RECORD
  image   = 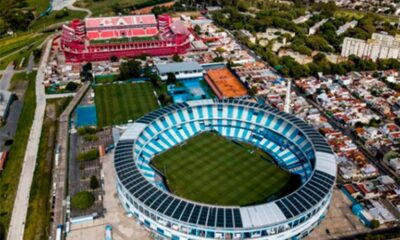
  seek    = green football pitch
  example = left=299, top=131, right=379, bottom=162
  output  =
left=152, top=132, right=300, bottom=206
left=94, top=82, right=159, bottom=127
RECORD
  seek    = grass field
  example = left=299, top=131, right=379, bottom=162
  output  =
left=27, top=0, right=50, bottom=15
left=152, top=132, right=300, bottom=206
left=24, top=98, right=72, bottom=240
left=94, top=82, right=159, bottom=127
left=74, top=0, right=148, bottom=16
left=0, top=71, right=36, bottom=233
left=29, top=9, right=88, bottom=32
left=0, top=33, right=49, bottom=70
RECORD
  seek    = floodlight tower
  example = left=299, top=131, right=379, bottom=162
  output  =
left=284, top=79, right=291, bottom=114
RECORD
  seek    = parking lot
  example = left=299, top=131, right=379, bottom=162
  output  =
left=307, top=188, right=368, bottom=240
left=67, top=154, right=151, bottom=240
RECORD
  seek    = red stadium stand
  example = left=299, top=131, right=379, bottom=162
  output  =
left=61, top=14, right=191, bottom=62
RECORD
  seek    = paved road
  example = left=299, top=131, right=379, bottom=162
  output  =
left=6, top=37, right=50, bottom=240
left=51, top=81, right=90, bottom=239
left=0, top=64, right=15, bottom=90
left=46, top=92, right=77, bottom=99
left=26, top=54, right=34, bottom=74
left=52, top=0, right=92, bottom=17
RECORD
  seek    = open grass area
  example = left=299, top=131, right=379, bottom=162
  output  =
left=0, top=34, right=49, bottom=70
left=27, top=0, right=50, bottom=15
left=0, top=33, right=41, bottom=58
left=335, top=8, right=399, bottom=22
left=94, top=82, right=159, bottom=127
left=0, top=71, right=36, bottom=233
left=30, top=9, right=88, bottom=32
left=90, top=36, right=159, bottom=44
left=74, top=0, right=149, bottom=16
left=152, top=132, right=300, bottom=206
left=24, top=98, right=72, bottom=240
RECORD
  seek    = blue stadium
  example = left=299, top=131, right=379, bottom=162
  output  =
left=114, top=99, right=337, bottom=239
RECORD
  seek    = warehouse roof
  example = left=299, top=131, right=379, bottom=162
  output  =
left=155, top=61, right=203, bottom=75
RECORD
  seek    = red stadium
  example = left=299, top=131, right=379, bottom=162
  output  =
left=61, top=14, right=191, bottom=63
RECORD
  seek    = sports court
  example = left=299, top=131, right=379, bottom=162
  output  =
left=75, top=105, right=98, bottom=127
left=205, top=67, right=248, bottom=99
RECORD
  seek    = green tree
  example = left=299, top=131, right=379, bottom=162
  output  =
left=370, top=219, right=380, bottom=229
left=213, top=56, right=224, bottom=62
left=90, top=175, right=100, bottom=189
left=71, top=191, right=95, bottom=209
left=194, top=24, right=201, bottom=35
left=33, top=48, right=42, bottom=62
left=166, top=73, right=177, bottom=85
left=119, top=59, right=141, bottom=80
left=0, top=222, right=4, bottom=240
left=65, top=82, right=78, bottom=92
left=77, top=149, right=99, bottom=161
left=172, top=54, right=182, bottom=62
left=248, top=86, right=258, bottom=97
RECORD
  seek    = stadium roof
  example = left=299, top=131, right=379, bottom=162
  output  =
left=85, top=14, right=157, bottom=29
left=155, top=61, right=203, bottom=75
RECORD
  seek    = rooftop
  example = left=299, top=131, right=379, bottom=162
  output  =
left=85, top=14, right=157, bottom=29
left=155, top=61, right=203, bottom=75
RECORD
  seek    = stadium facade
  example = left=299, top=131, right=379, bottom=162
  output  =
left=114, top=99, right=337, bottom=240
left=61, top=14, right=191, bottom=63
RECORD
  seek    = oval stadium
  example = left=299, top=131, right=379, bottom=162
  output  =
left=114, top=99, right=337, bottom=240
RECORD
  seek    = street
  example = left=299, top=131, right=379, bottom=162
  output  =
left=6, top=36, right=49, bottom=240
left=0, top=63, right=15, bottom=90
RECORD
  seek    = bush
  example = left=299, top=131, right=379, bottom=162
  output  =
left=71, top=191, right=94, bottom=209
left=0, top=222, right=4, bottom=240
left=370, top=219, right=380, bottom=229
left=77, top=127, right=98, bottom=135
left=90, top=175, right=100, bottom=189
left=54, top=10, right=69, bottom=19
left=77, top=149, right=99, bottom=161
left=65, top=82, right=78, bottom=92
left=83, top=134, right=99, bottom=142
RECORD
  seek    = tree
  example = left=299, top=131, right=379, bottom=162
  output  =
left=212, top=56, right=224, bottom=62
left=71, top=191, right=95, bottom=209
left=148, top=73, right=161, bottom=88
left=90, top=175, right=100, bottom=189
left=313, top=53, right=327, bottom=63
left=81, top=62, right=93, bottom=81
left=110, top=56, right=118, bottom=62
left=0, top=222, right=4, bottom=240
left=119, top=59, right=141, bottom=80
left=248, top=86, right=258, bottom=97
left=370, top=219, right=380, bottom=229
left=33, top=48, right=42, bottom=62
left=194, top=24, right=201, bottom=35
left=65, top=82, right=78, bottom=92
left=172, top=54, right=182, bottom=62
left=77, top=149, right=99, bottom=161
left=166, top=73, right=177, bottom=85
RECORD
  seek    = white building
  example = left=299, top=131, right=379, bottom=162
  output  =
left=336, top=20, right=358, bottom=36
left=341, top=33, right=400, bottom=61
left=155, top=61, right=204, bottom=81
left=309, top=19, right=329, bottom=35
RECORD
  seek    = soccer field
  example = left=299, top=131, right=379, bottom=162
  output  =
left=152, top=132, right=300, bottom=206
left=94, top=82, right=159, bottom=127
